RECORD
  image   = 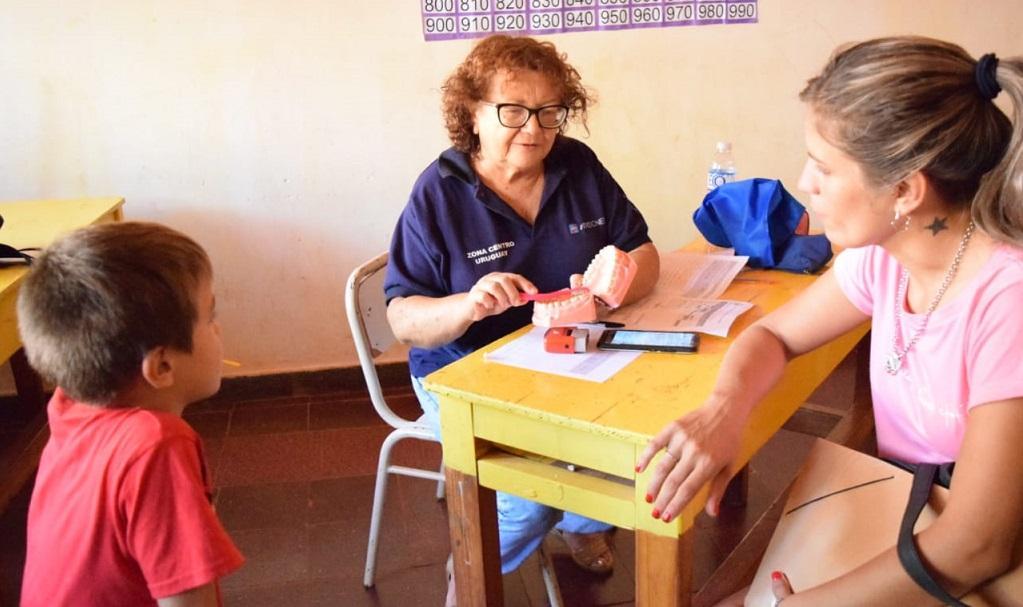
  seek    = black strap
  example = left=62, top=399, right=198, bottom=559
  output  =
left=0, top=244, right=38, bottom=265
left=897, top=463, right=969, bottom=606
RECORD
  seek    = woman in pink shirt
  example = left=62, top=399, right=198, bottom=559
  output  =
left=638, top=37, right=1023, bottom=605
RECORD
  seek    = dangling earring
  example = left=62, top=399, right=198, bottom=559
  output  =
left=890, top=209, right=911, bottom=231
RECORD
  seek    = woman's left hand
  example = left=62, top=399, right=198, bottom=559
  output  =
left=636, top=397, right=746, bottom=520
left=771, top=570, right=794, bottom=605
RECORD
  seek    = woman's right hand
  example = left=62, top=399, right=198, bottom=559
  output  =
left=464, top=272, right=537, bottom=322
left=635, top=397, right=747, bottom=521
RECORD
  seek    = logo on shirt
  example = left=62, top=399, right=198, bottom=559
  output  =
left=568, top=216, right=605, bottom=235
left=466, top=240, right=515, bottom=265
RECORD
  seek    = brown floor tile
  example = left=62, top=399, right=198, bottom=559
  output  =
left=388, top=475, right=451, bottom=561
left=390, top=437, right=443, bottom=470
left=183, top=409, right=232, bottom=439
left=782, top=407, right=841, bottom=438
left=308, top=398, right=383, bottom=430
left=319, top=426, right=393, bottom=478
left=357, top=562, right=447, bottom=606
left=386, top=393, right=427, bottom=421
left=308, top=475, right=377, bottom=526
left=233, top=395, right=313, bottom=411
left=216, top=481, right=311, bottom=532
left=306, top=520, right=382, bottom=582
left=217, top=432, right=325, bottom=487
left=308, top=393, right=423, bottom=432
left=547, top=549, right=635, bottom=607
left=208, top=374, right=295, bottom=404
left=223, top=577, right=361, bottom=607
left=221, top=526, right=309, bottom=592
left=187, top=396, right=236, bottom=413
left=229, top=402, right=309, bottom=436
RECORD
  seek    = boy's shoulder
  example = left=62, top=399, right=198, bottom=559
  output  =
left=48, top=389, right=201, bottom=463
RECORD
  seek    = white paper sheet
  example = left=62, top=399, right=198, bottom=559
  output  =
left=604, top=251, right=753, bottom=335
left=483, top=326, right=641, bottom=383
left=606, top=297, right=753, bottom=337
left=658, top=250, right=748, bottom=299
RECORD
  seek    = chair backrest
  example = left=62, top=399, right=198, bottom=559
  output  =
left=345, top=251, right=410, bottom=429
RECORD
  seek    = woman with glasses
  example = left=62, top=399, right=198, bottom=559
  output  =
left=384, top=34, right=659, bottom=604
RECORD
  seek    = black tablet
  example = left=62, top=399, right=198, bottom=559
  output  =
left=596, top=329, right=699, bottom=353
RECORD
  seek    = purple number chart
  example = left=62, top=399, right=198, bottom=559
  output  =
left=421, top=0, right=757, bottom=41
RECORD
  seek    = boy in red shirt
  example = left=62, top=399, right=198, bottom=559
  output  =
left=17, top=222, right=244, bottom=606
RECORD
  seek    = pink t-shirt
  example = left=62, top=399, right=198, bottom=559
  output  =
left=21, top=389, right=244, bottom=606
left=832, top=244, right=1023, bottom=463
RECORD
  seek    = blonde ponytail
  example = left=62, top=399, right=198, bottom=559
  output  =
left=972, top=58, right=1023, bottom=245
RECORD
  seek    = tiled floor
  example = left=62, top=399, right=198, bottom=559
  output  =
left=0, top=352, right=864, bottom=607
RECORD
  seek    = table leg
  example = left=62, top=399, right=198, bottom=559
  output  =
left=445, top=467, right=503, bottom=607
left=10, top=348, right=46, bottom=421
left=636, top=527, right=694, bottom=606
left=722, top=465, right=749, bottom=508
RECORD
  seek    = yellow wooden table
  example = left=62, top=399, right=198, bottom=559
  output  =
left=426, top=266, right=869, bottom=606
left=0, top=197, right=125, bottom=363
left=0, top=197, right=125, bottom=509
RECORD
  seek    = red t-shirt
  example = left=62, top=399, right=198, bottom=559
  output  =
left=21, top=389, right=244, bottom=606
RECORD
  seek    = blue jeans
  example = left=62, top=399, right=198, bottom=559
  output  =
left=412, top=376, right=612, bottom=574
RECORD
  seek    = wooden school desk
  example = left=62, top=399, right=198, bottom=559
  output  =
left=425, top=264, right=870, bottom=607
left=0, top=197, right=125, bottom=510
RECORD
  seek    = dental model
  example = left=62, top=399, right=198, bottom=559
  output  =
left=581, top=245, right=637, bottom=308
left=528, top=246, right=636, bottom=327
left=529, top=288, right=598, bottom=328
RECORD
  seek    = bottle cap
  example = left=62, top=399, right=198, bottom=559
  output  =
left=715, top=141, right=732, bottom=153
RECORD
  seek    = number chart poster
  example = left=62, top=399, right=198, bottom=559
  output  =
left=422, top=0, right=758, bottom=41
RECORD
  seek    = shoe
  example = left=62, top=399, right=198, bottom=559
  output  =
left=445, top=554, right=457, bottom=607
left=553, top=529, right=615, bottom=575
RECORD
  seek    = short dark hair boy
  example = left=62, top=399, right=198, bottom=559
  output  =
left=18, top=222, right=243, bottom=607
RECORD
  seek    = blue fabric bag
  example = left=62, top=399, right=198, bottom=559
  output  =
left=693, top=178, right=833, bottom=273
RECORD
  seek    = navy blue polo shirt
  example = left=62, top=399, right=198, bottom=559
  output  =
left=385, top=136, right=651, bottom=377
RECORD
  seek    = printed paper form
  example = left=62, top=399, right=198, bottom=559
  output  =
left=483, top=326, right=640, bottom=383
left=605, top=251, right=753, bottom=337
left=656, top=250, right=747, bottom=299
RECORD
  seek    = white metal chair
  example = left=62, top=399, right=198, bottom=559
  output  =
left=346, top=252, right=445, bottom=588
left=346, top=251, right=563, bottom=606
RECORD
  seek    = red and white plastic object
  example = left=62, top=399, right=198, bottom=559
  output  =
left=528, top=246, right=636, bottom=328
left=530, top=288, right=598, bottom=328
left=543, top=327, right=589, bottom=354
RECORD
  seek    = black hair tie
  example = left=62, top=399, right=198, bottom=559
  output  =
left=975, top=53, right=1001, bottom=100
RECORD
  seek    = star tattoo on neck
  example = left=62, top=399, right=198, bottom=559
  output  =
left=925, top=216, right=949, bottom=236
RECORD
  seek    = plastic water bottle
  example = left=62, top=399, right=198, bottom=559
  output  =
left=707, top=141, right=737, bottom=191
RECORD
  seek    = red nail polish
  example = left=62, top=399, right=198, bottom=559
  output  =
left=771, top=571, right=782, bottom=581
left=645, top=493, right=653, bottom=503
left=651, top=509, right=660, bottom=518
left=635, top=465, right=641, bottom=473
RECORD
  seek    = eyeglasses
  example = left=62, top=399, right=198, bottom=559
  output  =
left=480, top=101, right=570, bottom=129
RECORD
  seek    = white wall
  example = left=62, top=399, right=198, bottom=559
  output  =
left=1, top=1, right=1019, bottom=377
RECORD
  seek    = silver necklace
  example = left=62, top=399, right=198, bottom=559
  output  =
left=884, top=221, right=976, bottom=376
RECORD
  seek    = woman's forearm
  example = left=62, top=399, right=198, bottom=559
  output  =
left=706, top=323, right=791, bottom=420
left=386, top=294, right=474, bottom=349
